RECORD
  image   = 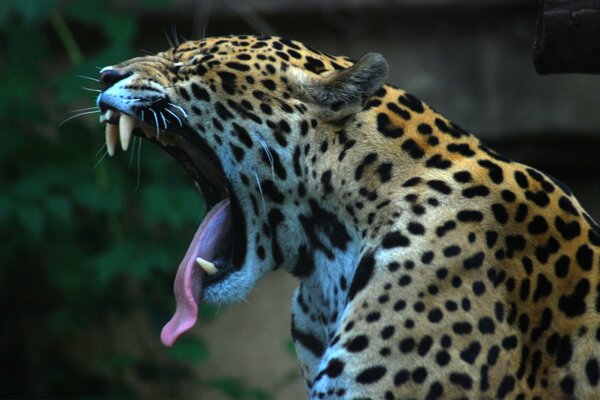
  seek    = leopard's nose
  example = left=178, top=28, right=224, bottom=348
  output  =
left=99, top=68, right=132, bottom=90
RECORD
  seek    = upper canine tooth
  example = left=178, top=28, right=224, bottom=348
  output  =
left=106, top=109, right=114, bottom=121
left=196, top=257, right=218, bottom=275
left=105, top=124, right=118, bottom=157
left=119, top=114, right=136, bottom=151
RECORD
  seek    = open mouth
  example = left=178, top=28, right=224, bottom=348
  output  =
left=97, top=101, right=247, bottom=347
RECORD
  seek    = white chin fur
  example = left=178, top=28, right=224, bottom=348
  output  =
left=201, top=266, right=263, bottom=305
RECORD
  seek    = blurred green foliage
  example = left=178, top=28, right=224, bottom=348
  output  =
left=0, top=1, right=281, bottom=398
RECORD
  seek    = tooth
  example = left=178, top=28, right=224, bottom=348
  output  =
left=106, top=109, right=114, bottom=121
left=158, top=134, right=169, bottom=147
left=140, top=125, right=155, bottom=139
left=105, top=123, right=118, bottom=156
left=119, top=114, right=135, bottom=151
left=196, top=257, right=218, bottom=275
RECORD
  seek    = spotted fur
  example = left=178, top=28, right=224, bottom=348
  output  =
left=100, top=35, right=600, bottom=399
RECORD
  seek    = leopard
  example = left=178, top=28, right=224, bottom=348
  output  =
left=95, top=35, right=600, bottom=399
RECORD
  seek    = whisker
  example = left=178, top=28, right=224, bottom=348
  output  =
left=256, top=134, right=275, bottom=180
left=254, top=171, right=265, bottom=211
left=149, top=108, right=160, bottom=137
left=240, top=297, right=252, bottom=306
left=199, top=199, right=207, bottom=219
left=92, top=149, right=108, bottom=170
left=140, top=109, right=145, bottom=122
left=165, top=30, right=174, bottom=48
left=76, top=75, right=100, bottom=82
left=168, top=102, right=188, bottom=118
left=95, top=142, right=107, bottom=156
left=165, top=108, right=183, bottom=127
left=59, top=110, right=100, bottom=127
left=135, top=137, right=143, bottom=192
left=170, top=23, right=180, bottom=46
left=81, top=86, right=102, bottom=93
left=201, top=22, right=209, bottom=40
left=128, top=136, right=137, bottom=169
left=70, top=106, right=99, bottom=113
left=160, top=112, right=168, bottom=129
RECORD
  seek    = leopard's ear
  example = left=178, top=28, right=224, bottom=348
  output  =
left=290, top=53, right=389, bottom=119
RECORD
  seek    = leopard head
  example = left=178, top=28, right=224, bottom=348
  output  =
left=96, top=35, right=388, bottom=346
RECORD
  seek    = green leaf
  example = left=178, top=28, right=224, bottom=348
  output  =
left=63, top=1, right=113, bottom=25
left=73, top=180, right=124, bottom=214
left=0, top=2, right=12, bottom=25
left=141, top=184, right=203, bottom=230
left=0, top=196, right=11, bottom=225
left=16, top=205, right=44, bottom=238
left=89, top=242, right=135, bottom=285
left=125, top=244, right=171, bottom=278
left=208, top=378, right=272, bottom=400
left=44, top=194, right=72, bottom=221
left=103, top=15, right=137, bottom=45
left=209, top=378, right=246, bottom=399
left=14, top=0, right=59, bottom=24
left=169, top=337, right=209, bottom=363
left=248, top=389, right=271, bottom=400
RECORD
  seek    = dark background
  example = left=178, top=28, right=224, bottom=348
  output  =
left=1, top=0, right=599, bottom=398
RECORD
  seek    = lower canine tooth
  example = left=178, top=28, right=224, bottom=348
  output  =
left=119, top=114, right=135, bottom=151
left=196, top=257, right=218, bottom=275
left=105, top=124, right=118, bottom=157
left=140, top=125, right=155, bottom=139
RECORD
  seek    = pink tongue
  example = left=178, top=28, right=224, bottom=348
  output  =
left=160, top=199, right=231, bottom=347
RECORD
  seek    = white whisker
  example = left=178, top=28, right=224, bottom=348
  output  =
left=170, top=23, right=180, bottom=46
left=160, top=112, right=168, bottom=129
left=149, top=108, right=160, bottom=137
left=95, top=142, right=106, bottom=156
left=128, top=136, right=136, bottom=169
left=240, top=297, right=252, bottom=306
left=256, top=134, right=275, bottom=180
left=165, top=108, right=183, bottom=127
left=92, top=149, right=108, bottom=170
left=254, top=171, right=265, bottom=211
left=165, top=31, right=174, bottom=48
left=70, top=106, right=99, bottom=113
left=81, top=86, right=102, bottom=93
left=135, top=137, right=143, bottom=192
left=59, top=110, right=100, bottom=127
left=168, top=102, right=188, bottom=118
left=76, top=75, right=100, bottom=82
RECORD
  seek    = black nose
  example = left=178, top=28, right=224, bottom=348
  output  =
left=99, top=69, right=132, bottom=90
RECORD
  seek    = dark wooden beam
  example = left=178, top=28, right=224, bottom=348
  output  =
left=534, top=0, right=600, bottom=74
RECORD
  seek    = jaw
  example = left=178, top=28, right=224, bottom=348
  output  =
left=96, top=95, right=262, bottom=345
